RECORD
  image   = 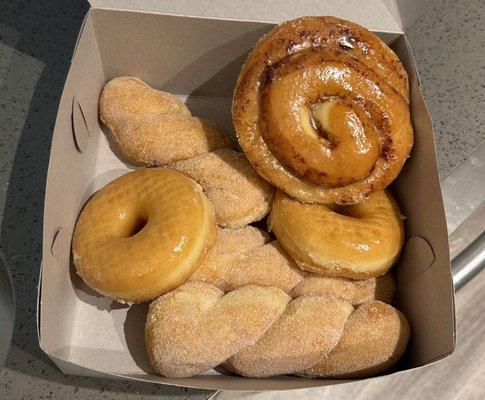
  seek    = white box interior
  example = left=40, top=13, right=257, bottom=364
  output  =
left=39, top=9, right=454, bottom=391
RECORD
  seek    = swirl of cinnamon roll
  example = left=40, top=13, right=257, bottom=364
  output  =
left=232, top=16, right=413, bottom=204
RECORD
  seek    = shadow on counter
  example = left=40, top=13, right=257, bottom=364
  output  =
left=0, top=1, right=210, bottom=397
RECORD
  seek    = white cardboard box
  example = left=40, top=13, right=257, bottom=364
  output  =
left=38, top=0, right=455, bottom=391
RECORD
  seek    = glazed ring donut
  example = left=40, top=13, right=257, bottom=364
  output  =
left=269, top=189, right=404, bottom=278
left=72, top=168, right=217, bottom=302
left=233, top=16, right=413, bottom=205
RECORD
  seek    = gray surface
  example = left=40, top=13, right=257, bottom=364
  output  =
left=0, top=252, right=14, bottom=368
left=404, top=0, right=485, bottom=176
left=0, top=0, right=483, bottom=399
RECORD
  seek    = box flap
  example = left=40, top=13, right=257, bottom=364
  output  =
left=87, top=0, right=405, bottom=32
left=87, top=0, right=432, bottom=32
left=395, top=0, right=432, bottom=30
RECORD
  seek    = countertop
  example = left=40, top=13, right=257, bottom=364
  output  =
left=0, top=0, right=484, bottom=399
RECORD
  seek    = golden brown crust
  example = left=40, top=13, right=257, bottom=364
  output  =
left=269, top=189, right=404, bottom=278
left=170, top=149, right=275, bottom=228
left=99, top=76, right=191, bottom=121
left=224, top=295, right=353, bottom=377
left=146, top=284, right=409, bottom=379
left=299, top=300, right=410, bottom=378
left=99, top=77, right=234, bottom=166
left=145, top=282, right=291, bottom=378
left=72, top=168, right=217, bottom=302
left=189, top=227, right=305, bottom=293
left=290, top=273, right=395, bottom=306
left=189, top=226, right=396, bottom=304
left=232, top=16, right=413, bottom=205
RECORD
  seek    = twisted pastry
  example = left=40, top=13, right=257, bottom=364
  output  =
left=170, top=149, right=275, bottom=228
left=189, top=226, right=396, bottom=305
left=100, top=77, right=234, bottom=166
left=146, top=282, right=291, bottom=378
left=99, top=77, right=273, bottom=228
left=146, top=282, right=409, bottom=378
left=233, top=16, right=414, bottom=205
left=299, top=300, right=410, bottom=378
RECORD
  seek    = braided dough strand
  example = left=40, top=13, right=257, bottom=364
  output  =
left=190, top=226, right=396, bottom=304
left=146, top=283, right=409, bottom=378
left=225, top=295, right=353, bottom=377
left=299, top=300, right=410, bottom=378
left=145, top=282, right=290, bottom=378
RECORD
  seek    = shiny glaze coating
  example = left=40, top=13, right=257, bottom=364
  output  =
left=233, top=16, right=414, bottom=204
left=72, top=168, right=217, bottom=302
left=269, top=189, right=404, bottom=278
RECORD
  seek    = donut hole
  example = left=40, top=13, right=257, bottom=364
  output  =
left=328, top=204, right=361, bottom=219
left=118, top=214, right=148, bottom=238
left=128, top=216, right=148, bottom=237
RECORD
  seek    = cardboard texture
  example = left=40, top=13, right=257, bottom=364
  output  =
left=87, top=0, right=429, bottom=32
left=39, top=0, right=454, bottom=391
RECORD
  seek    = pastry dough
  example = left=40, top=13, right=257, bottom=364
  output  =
left=72, top=168, right=216, bottom=302
left=100, top=77, right=234, bottom=165
left=233, top=16, right=413, bottom=204
left=170, top=149, right=274, bottom=228
left=269, top=189, right=404, bottom=278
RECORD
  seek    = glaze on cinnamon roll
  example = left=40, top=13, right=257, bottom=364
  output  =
left=233, top=16, right=414, bottom=205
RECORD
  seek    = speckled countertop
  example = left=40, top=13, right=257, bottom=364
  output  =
left=0, top=0, right=483, bottom=399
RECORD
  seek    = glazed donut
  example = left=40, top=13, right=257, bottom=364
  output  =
left=189, top=226, right=396, bottom=304
left=269, top=189, right=404, bottom=278
left=233, top=16, right=413, bottom=205
left=99, top=77, right=234, bottom=166
left=146, top=282, right=409, bottom=378
left=170, top=149, right=275, bottom=228
left=72, top=168, right=217, bottom=302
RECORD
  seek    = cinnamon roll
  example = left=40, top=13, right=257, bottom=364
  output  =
left=233, top=16, right=413, bottom=204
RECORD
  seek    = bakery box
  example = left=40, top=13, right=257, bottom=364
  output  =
left=38, top=0, right=455, bottom=391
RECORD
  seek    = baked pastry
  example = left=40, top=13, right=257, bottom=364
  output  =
left=99, top=76, right=191, bottom=121
left=170, top=149, right=275, bottom=228
left=224, top=294, right=353, bottom=377
left=190, top=226, right=396, bottom=303
left=146, top=282, right=409, bottom=378
left=99, top=77, right=234, bottom=165
left=290, top=273, right=395, bottom=306
left=233, top=16, right=413, bottom=205
left=299, top=301, right=410, bottom=378
left=269, top=189, right=404, bottom=278
left=145, top=282, right=291, bottom=378
left=188, top=227, right=304, bottom=293
left=72, top=168, right=216, bottom=302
